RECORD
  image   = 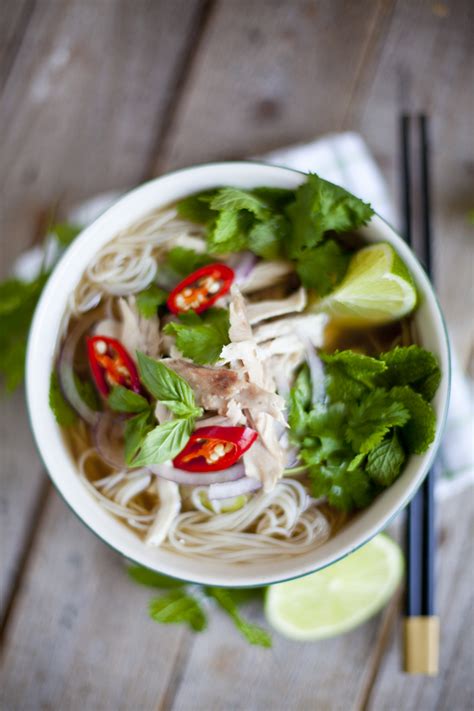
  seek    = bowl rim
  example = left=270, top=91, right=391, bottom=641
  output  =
left=26, top=159, right=451, bottom=587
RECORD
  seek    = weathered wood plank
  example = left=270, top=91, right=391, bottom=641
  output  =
left=0, top=0, right=35, bottom=92
left=0, top=0, right=202, bottom=622
left=0, top=490, right=189, bottom=710
left=366, top=492, right=474, bottom=711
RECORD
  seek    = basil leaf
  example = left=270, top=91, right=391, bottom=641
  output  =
left=136, top=352, right=197, bottom=409
left=108, top=385, right=150, bottom=413
left=132, top=418, right=194, bottom=466
left=49, top=371, right=77, bottom=427
left=124, top=410, right=155, bottom=465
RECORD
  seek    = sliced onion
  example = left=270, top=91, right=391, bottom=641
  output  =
left=231, top=251, right=258, bottom=285
left=208, top=477, right=261, bottom=500
left=149, top=462, right=245, bottom=487
left=93, top=413, right=125, bottom=468
left=58, top=312, right=99, bottom=426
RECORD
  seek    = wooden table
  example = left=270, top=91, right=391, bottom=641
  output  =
left=1, top=2, right=473, bottom=709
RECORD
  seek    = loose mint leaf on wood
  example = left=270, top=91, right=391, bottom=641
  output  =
left=149, top=590, right=207, bottom=632
left=51, top=222, right=82, bottom=247
left=207, top=587, right=272, bottom=648
left=128, top=565, right=185, bottom=589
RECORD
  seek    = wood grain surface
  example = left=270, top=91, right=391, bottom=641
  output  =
left=0, top=1, right=472, bottom=710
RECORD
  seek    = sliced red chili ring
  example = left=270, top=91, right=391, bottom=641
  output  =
left=167, top=263, right=234, bottom=315
left=87, top=335, right=141, bottom=396
left=173, top=426, right=258, bottom=472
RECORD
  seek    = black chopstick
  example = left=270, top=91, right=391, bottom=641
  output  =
left=400, top=114, right=439, bottom=674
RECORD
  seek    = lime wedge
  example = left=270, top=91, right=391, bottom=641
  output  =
left=319, top=243, right=417, bottom=325
left=265, top=534, right=403, bottom=641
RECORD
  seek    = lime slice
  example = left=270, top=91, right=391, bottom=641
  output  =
left=319, top=243, right=417, bottom=325
left=265, top=534, right=403, bottom=641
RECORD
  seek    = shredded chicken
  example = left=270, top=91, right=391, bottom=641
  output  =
left=239, top=260, right=294, bottom=294
left=246, top=287, right=307, bottom=324
left=94, top=296, right=160, bottom=359
left=253, top=313, right=327, bottom=346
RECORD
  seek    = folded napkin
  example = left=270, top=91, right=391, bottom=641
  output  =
left=14, top=133, right=473, bottom=497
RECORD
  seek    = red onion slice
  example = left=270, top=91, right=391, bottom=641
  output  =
left=58, top=312, right=99, bottom=426
left=208, top=477, right=261, bottom=500
left=93, top=413, right=126, bottom=468
left=149, top=462, right=245, bottom=487
left=230, top=251, right=258, bottom=285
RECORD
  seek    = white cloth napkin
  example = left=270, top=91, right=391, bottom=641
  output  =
left=14, top=133, right=474, bottom=496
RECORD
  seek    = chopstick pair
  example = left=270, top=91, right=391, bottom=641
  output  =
left=400, top=114, right=439, bottom=675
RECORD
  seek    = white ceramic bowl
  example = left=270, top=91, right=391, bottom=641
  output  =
left=26, top=162, right=450, bottom=587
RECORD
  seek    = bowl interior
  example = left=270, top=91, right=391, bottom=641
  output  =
left=26, top=162, right=450, bottom=587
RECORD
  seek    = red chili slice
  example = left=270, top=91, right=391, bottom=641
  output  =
left=167, top=263, right=234, bottom=315
left=87, top=336, right=141, bottom=396
left=173, top=426, right=258, bottom=472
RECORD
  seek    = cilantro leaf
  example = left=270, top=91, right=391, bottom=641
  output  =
left=164, top=308, right=230, bottom=365
left=378, top=345, right=441, bottom=401
left=296, top=239, right=350, bottom=296
left=366, top=431, right=406, bottom=486
left=286, top=173, right=374, bottom=258
left=132, top=417, right=194, bottom=466
left=127, top=565, right=185, bottom=588
left=135, top=284, right=168, bottom=318
left=321, top=350, right=387, bottom=400
left=248, top=214, right=288, bottom=259
left=207, top=587, right=272, bottom=647
left=309, top=458, right=374, bottom=511
left=206, top=210, right=250, bottom=254
left=346, top=388, right=410, bottom=453
left=164, top=247, right=213, bottom=276
left=49, top=371, right=77, bottom=427
left=209, top=188, right=271, bottom=220
left=389, top=386, right=437, bottom=454
left=136, top=353, right=197, bottom=410
left=176, top=191, right=217, bottom=223
left=149, top=590, right=207, bottom=632
left=50, top=222, right=81, bottom=247
left=108, top=385, right=150, bottom=413
left=123, top=410, right=155, bottom=465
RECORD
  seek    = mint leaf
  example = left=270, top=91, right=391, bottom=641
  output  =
left=51, top=222, right=81, bottom=247
left=346, top=389, right=410, bottom=453
left=366, top=431, right=406, bottom=486
left=286, top=173, right=374, bottom=258
left=378, top=345, right=441, bottom=401
left=209, top=188, right=271, bottom=220
left=49, top=371, right=77, bottom=427
left=389, top=386, right=437, bottom=454
left=135, top=284, right=168, bottom=318
left=108, top=385, right=149, bottom=413
left=132, top=417, right=194, bottom=466
left=321, top=350, right=387, bottom=400
left=127, top=565, right=185, bottom=588
left=136, top=353, right=197, bottom=410
left=149, top=590, right=207, bottom=632
left=296, top=239, right=350, bottom=296
left=176, top=191, right=217, bottom=223
left=164, top=308, right=230, bottom=365
left=124, top=410, right=155, bottom=465
left=164, top=247, right=213, bottom=277
left=207, top=587, right=272, bottom=647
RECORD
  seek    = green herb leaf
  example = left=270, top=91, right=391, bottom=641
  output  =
left=51, top=222, right=81, bottom=247
left=286, top=173, right=374, bottom=258
left=127, top=565, right=185, bottom=588
left=378, top=345, right=441, bottom=401
left=132, top=417, right=194, bottom=466
left=296, top=239, right=351, bottom=296
left=108, top=385, right=150, bottom=413
left=164, top=308, right=230, bottom=365
left=248, top=214, right=288, bottom=259
left=135, top=284, right=168, bottom=318
left=207, top=587, right=272, bottom=647
left=149, top=590, right=207, bottom=632
left=124, top=410, right=155, bottom=465
left=366, top=431, right=406, bottom=486
left=49, top=371, right=77, bottom=427
left=74, top=374, right=102, bottom=411
left=389, top=385, right=437, bottom=454
left=321, top=350, right=387, bottom=400
left=209, top=188, right=271, bottom=220
left=346, top=389, right=410, bottom=453
left=164, top=247, right=213, bottom=276
left=176, top=191, right=218, bottom=223
left=308, top=457, right=374, bottom=511
left=288, top=364, right=313, bottom=437
left=206, top=210, right=250, bottom=254
left=136, top=353, right=197, bottom=410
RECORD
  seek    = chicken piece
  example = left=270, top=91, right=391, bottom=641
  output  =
left=162, top=358, right=285, bottom=421
left=253, top=313, right=327, bottom=346
left=146, top=479, right=181, bottom=547
left=265, top=351, right=306, bottom=398
left=239, top=260, right=294, bottom=294
left=93, top=318, right=121, bottom=340
left=118, top=296, right=160, bottom=358
left=246, top=287, right=307, bottom=325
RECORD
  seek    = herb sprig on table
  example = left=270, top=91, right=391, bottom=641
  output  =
left=128, top=565, right=272, bottom=647
left=288, top=345, right=440, bottom=511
